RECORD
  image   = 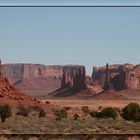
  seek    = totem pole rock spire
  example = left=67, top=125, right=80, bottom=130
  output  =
left=103, top=63, right=111, bottom=90
left=0, top=59, right=2, bottom=78
left=106, top=63, right=109, bottom=85
left=61, top=70, right=66, bottom=89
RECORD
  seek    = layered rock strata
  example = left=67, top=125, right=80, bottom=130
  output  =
left=0, top=60, right=38, bottom=102
left=3, top=64, right=87, bottom=96
left=92, top=63, right=140, bottom=90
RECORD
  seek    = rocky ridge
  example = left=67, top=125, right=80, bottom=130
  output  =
left=3, top=64, right=87, bottom=97
left=3, top=62, right=140, bottom=99
left=47, top=66, right=92, bottom=98
left=92, top=63, right=140, bottom=91
left=0, top=60, right=41, bottom=104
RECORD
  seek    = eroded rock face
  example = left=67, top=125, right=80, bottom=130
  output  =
left=3, top=64, right=63, bottom=94
left=3, top=64, right=87, bottom=95
left=61, top=66, right=87, bottom=90
left=92, top=63, right=140, bottom=90
left=86, top=76, right=93, bottom=86
left=92, top=64, right=121, bottom=88
left=0, top=60, right=38, bottom=102
left=3, top=64, right=62, bottom=83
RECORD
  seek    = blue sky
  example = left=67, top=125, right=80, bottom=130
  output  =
left=0, top=6, right=140, bottom=75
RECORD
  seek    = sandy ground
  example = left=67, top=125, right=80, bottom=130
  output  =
left=42, top=99, right=140, bottom=110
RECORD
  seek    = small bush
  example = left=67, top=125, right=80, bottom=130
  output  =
left=63, top=106, right=71, bottom=111
left=90, top=111, right=98, bottom=118
left=90, top=107, right=117, bottom=120
left=16, top=104, right=29, bottom=117
left=39, top=109, right=46, bottom=118
left=53, top=108, right=68, bottom=121
left=100, top=107, right=117, bottom=120
left=29, top=105, right=42, bottom=112
left=61, top=109, right=67, bottom=118
left=122, top=103, right=140, bottom=122
left=98, top=106, right=103, bottom=111
left=81, top=106, right=90, bottom=116
left=73, top=113, right=80, bottom=120
left=46, top=101, right=50, bottom=104
left=0, top=104, right=12, bottom=123
left=96, top=112, right=103, bottom=118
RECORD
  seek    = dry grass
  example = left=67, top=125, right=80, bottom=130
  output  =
left=1, top=115, right=140, bottom=134
left=0, top=99, right=140, bottom=134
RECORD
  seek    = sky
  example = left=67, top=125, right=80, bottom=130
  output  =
left=0, top=2, right=140, bottom=75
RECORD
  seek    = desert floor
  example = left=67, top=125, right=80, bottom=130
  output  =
left=1, top=113, right=140, bottom=134
left=43, top=99, right=140, bottom=110
left=0, top=99, right=140, bottom=134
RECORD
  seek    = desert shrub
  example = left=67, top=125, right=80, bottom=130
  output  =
left=46, top=101, right=50, bottom=104
left=81, top=106, right=90, bottom=116
left=90, top=107, right=117, bottom=120
left=95, top=112, right=104, bottom=118
left=122, top=103, right=140, bottom=122
left=63, top=106, right=71, bottom=111
left=39, top=109, right=46, bottom=117
left=61, top=109, right=68, bottom=118
left=98, top=106, right=103, bottom=111
left=29, top=105, right=42, bottom=112
left=90, top=111, right=98, bottom=118
left=100, top=107, right=118, bottom=120
left=73, top=113, right=80, bottom=120
left=53, top=108, right=68, bottom=121
left=0, top=104, right=12, bottom=123
left=16, top=104, right=29, bottom=117
left=55, top=114, right=62, bottom=121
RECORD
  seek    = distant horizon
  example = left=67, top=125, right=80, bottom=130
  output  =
left=0, top=7, right=140, bottom=75
left=2, top=60, right=140, bottom=76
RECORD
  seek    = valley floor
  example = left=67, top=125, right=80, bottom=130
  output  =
left=0, top=99, right=140, bottom=135
left=43, top=99, right=140, bottom=110
left=1, top=115, right=140, bottom=134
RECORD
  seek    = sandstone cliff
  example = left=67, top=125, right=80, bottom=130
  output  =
left=60, top=66, right=87, bottom=90
left=3, top=64, right=86, bottom=97
left=92, top=63, right=140, bottom=91
left=0, top=60, right=41, bottom=105
left=4, top=62, right=140, bottom=99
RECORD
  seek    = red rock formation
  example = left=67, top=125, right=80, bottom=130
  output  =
left=46, top=66, right=90, bottom=98
left=3, top=64, right=62, bottom=83
left=60, top=70, right=71, bottom=89
left=85, top=75, right=93, bottom=86
left=0, top=60, right=41, bottom=104
left=92, top=63, right=140, bottom=91
left=76, top=67, right=87, bottom=90
left=103, top=63, right=112, bottom=90
left=92, top=64, right=121, bottom=87
left=3, top=64, right=87, bottom=97
left=61, top=67, right=87, bottom=91
left=110, top=65, right=127, bottom=90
